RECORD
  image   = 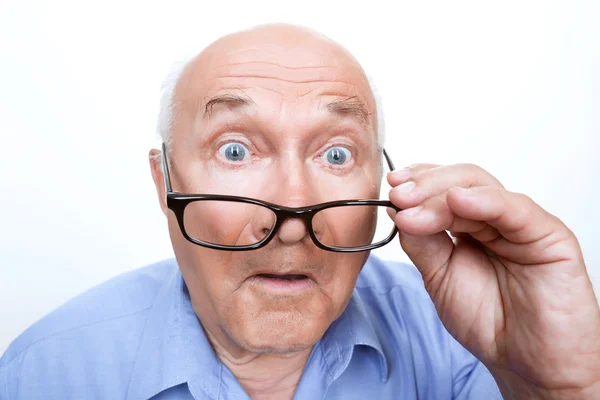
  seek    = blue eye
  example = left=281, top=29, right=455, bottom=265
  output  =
left=219, top=142, right=249, bottom=162
left=323, top=147, right=352, bottom=166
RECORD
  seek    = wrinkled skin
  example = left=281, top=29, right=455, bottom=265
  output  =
left=150, top=24, right=600, bottom=399
left=388, top=164, right=600, bottom=399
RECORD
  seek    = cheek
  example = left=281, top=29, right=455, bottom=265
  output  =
left=319, top=252, right=368, bottom=308
left=167, top=216, right=244, bottom=297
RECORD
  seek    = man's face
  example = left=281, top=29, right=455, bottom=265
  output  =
left=151, top=27, right=382, bottom=354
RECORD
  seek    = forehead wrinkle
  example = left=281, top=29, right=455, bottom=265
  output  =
left=206, top=73, right=368, bottom=105
left=209, top=58, right=365, bottom=86
left=214, top=74, right=362, bottom=85
left=211, top=76, right=362, bottom=93
left=179, top=55, right=375, bottom=139
left=214, top=61, right=342, bottom=71
left=297, top=88, right=317, bottom=98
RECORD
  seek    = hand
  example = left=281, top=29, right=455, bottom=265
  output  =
left=387, top=163, right=600, bottom=399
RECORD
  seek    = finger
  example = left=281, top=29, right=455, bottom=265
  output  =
left=386, top=206, right=397, bottom=220
left=387, top=163, right=439, bottom=186
left=407, top=163, right=441, bottom=172
left=447, top=187, right=557, bottom=241
left=389, top=163, right=504, bottom=211
left=398, top=230, right=454, bottom=290
left=393, top=193, right=492, bottom=236
left=454, top=226, right=501, bottom=243
left=446, top=186, right=577, bottom=263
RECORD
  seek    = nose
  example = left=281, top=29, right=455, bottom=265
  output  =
left=275, top=217, right=310, bottom=246
left=269, top=156, right=315, bottom=247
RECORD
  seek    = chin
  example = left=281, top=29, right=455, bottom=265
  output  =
left=230, top=309, right=328, bottom=355
left=243, top=341, right=312, bottom=355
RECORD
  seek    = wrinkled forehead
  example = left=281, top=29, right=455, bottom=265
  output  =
left=171, top=36, right=378, bottom=141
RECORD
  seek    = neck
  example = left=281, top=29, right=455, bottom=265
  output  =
left=204, top=328, right=312, bottom=400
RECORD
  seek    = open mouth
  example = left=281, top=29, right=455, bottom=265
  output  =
left=250, top=272, right=314, bottom=292
left=256, top=273, right=309, bottom=281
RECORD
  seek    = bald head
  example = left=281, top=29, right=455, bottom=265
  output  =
left=157, top=23, right=384, bottom=152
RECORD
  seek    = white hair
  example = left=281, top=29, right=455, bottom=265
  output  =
left=367, top=73, right=386, bottom=150
left=157, top=59, right=188, bottom=155
left=156, top=59, right=386, bottom=155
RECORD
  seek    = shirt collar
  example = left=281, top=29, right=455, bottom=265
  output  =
left=126, top=258, right=389, bottom=399
left=320, top=288, right=389, bottom=383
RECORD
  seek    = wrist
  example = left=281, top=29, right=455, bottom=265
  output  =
left=490, top=367, right=600, bottom=400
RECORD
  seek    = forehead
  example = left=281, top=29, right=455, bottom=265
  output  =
left=174, top=35, right=377, bottom=130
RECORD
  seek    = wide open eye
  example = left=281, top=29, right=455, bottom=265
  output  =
left=218, top=142, right=250, bottom=162
left=322, top=146, right=352, bottom=166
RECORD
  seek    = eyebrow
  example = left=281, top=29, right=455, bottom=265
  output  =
left=203, top=93, right=255, bottom=118
left=324, top=95, right=372, bottom=127
left=202, top=93, right=372, bottom=127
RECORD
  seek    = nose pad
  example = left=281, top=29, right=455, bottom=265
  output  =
left=275, top=217, right=310, bottom=245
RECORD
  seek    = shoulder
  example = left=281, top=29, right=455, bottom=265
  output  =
left=0, top=258, right=177, bottom=367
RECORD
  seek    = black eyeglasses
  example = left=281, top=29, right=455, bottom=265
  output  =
left=161, top=143, right=401, bottom=253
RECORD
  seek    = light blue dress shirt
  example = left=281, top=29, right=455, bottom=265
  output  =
left=0, top=255, right=502, bottom=399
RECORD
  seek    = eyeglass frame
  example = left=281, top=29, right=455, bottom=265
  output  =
left=160, top=143, right=402, bottom=253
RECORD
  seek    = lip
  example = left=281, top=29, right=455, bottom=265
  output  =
left=253, top=269, right=316, bottom=281
left=247, top=273, right=316, bottom=294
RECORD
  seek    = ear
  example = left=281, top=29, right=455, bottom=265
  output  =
left=149, top=148, right=169, bottom=216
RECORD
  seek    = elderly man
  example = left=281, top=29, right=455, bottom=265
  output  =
left=1, top=24, right=599, bottom=400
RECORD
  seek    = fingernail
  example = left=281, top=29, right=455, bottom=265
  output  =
left=401, top=205, right=423, bottom=216
left=393, top=181, right=416, bottom=194
left=388, top=168, right=411, bottom=181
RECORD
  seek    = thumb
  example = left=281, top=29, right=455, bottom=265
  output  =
left=399, top=230, right=454, bottom=287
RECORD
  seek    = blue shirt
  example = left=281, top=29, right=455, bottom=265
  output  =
left=0, top=255, right=502, bottom=399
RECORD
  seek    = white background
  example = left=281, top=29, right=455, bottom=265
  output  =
left=1, top=1, right=599, bottom=354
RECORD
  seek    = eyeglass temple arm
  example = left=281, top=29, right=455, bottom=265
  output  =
left=161, top=142, right=173, bottom=193
left=383, top=148, right=395, bottom=171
